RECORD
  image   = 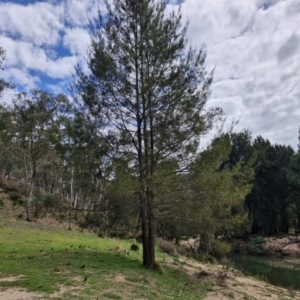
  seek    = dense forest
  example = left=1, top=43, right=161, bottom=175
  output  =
left=1, top=0, right=300, bottom=269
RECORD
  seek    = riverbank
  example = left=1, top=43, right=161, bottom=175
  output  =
left=233, top=235, right=300, bottom=257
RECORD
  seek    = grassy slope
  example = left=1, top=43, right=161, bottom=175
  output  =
left=1, top=186, right=299, bottom=300
left=0, top=220, right=211, bottom=300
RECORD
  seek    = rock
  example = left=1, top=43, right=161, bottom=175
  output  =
left=282, top=244, right=300, bottom=256
left=234, top=235, right=300, bottom=257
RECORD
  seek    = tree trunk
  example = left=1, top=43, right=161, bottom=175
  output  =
left=26, top=164, right=36, bottom=222
left=147, top=192, right=155, bottom=269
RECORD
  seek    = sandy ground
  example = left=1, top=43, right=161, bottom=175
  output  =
left=165, top=257, right=300, bottom=300
left=1, top=261, right=298, bottom=300
left=0, top=276, right=81, bottom=300
left=0, top=276, right=44, bottom=300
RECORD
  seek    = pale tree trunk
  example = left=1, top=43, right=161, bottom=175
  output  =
left=69, top=167, right=74, bottom=230
left=26, top=163, right=36, bottom=222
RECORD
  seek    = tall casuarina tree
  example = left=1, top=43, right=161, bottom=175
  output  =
left=73, top=0, right=222, bottom=269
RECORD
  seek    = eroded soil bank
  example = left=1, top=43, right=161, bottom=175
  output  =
left=233, top=235, right=300, bottom=256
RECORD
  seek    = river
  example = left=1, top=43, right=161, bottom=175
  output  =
left=232, top=255, right=300, bottom=290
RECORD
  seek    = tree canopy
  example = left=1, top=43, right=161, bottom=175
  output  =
left=73, top=0, right=223, bottom=268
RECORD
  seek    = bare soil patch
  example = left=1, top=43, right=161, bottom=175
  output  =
left=165, top=256, right=300, bottom=300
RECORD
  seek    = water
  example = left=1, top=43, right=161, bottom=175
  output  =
left=232, top=255, right=300, bottom=290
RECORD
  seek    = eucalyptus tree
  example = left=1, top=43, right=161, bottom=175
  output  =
left=0, top=48, right=17, bottom=179
left=61, top=111, right=111, bottom=212
left=73, top=0, right=222, bottom=268
left=0, top=47, right=10, bottom=98
left=0, top=89, right=70, bottom=221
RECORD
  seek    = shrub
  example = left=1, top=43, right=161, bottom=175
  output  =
left=42, top=194, right=60, bottom=209
left=18, top=183, right=30, bottom=197
left=17, top=198, right=25, bottom=206
left=98, top=231, right=106, bottom=238
left=8, top=191, right=21, bottom=201
left=117, top=231, right=129, bottom=239
left=154, top=260, right=165, bottom=274
left=130, top=244, right=139, bottom=251
left=58, top=213, right=67, bottom=222
left=80, top=212, right=105, bottom=230
left=17, top=213, right=23, bottom=219
left=157, top=238, right=176, bottom=255
left=109, top=231, right=118, bottom=238
left=212, top=240, right=232, bottom=259
left=0, top=178, right=19, bottom=191
left=0, top=199, right=3, bottom=206
left=247, top=236, right=267, bottom=255
left=216, top=271, right=228, bottom=286
left=201, top=254, right=216, bottom=264
left=136, top=233, right=143, bottom=243
left=128, top=232, right=135, bottom=239
left=176, top=245, right=188, bottom=256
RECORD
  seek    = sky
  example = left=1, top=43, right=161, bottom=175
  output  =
left=0, top=0, right=300, bottom=149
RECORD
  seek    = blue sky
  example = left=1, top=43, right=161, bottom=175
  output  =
left=0, top=0, right=300, bottom=149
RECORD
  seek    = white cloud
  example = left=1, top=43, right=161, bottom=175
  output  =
left=0, top=36, right=78, bottom=79
left=63, top=0, right=106, bottom=27
left=46, top=56, right=79, bottom=78
left=176, top=0, right=300, bottom=148
left=4, top=67, right=40, bottom=91
left=1, top=88, right=16, bottom=106
left=63, top=27, right=90, bottom=57
left=0, top=2, right=64, bottom=46
left=0, top=0, right=300, bottom=149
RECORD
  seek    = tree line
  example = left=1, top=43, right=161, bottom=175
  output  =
left=0, top=0, right=300, bottom=269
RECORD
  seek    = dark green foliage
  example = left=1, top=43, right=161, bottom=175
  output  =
left=201, top=255, right=217, bottom=264
left=81, top=212, right=105, bottom=230
left=246, top=237, right=268, bottom=255
left=17, top=199, right=25, bottom=206
left=211, top=240, right=232, bottom=259
left=42, top=194, right=60, bottom=209
left=228, top=129, right=253, bottom=166
left=135, top=234, right=143, bottom=244
left=109, top=231, right=118, bottom=238
left=117, top=231, right=129, bottom=239
left=156, top=219, right=180, bottom=242
left=98, top=231, right=106, bottom=238
left=32, top=192, right=61, bottom=217
left=130, top=244, right=139, bottom=251
left=107, top=231, right=129, bottom=239
left=189, top=133, right=254, bottom=244
left=8, top=191, right=22, bottom=201
left=287, top=152, right=300, bottom=232
left=245, top=137, right=294, bottom=235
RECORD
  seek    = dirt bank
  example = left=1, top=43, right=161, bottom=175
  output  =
left=234, top=235, right=300, bottom=257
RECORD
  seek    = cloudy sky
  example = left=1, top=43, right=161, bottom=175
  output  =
left=0, top=0, right=299, bottom=148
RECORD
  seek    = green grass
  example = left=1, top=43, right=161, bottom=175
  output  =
left=0, top=220, right=210, bottom=299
